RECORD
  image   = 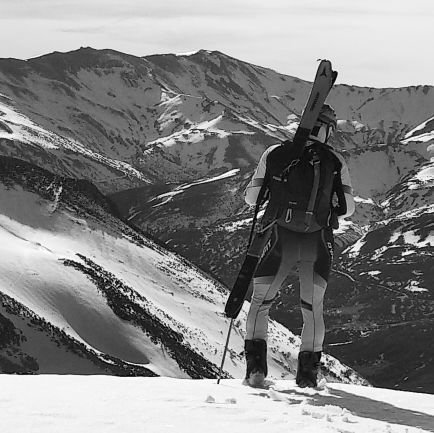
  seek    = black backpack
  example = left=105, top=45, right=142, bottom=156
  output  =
left=259, top=141, right=346, bottom=233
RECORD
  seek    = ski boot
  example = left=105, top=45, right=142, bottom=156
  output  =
left=296, top=351, right=321, bottom=388
left=244, top=339, right=268, bottom=387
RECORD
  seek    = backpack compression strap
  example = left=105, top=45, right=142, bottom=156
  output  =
left=303, top=151, right=321, bottom=231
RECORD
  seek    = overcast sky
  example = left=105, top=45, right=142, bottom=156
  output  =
left=1, top=0, right=433, bottom=88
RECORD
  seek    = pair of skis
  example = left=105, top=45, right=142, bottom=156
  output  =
left=218, top=59, right=338, bottom=383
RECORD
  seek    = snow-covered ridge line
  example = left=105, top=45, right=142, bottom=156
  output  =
left=146, top=114, right=255, bottom=150
left=0, top=100, right=150, bottom=183
left=404, top=115, right=434, bottom=138
left=354, top=196, right=376, bottom=205
left=345, top=214, right=434, bottom=259
left=150, top=168, right=240, bottom=207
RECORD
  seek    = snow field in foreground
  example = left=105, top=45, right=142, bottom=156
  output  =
left=1, top=376, right=434, bottom=433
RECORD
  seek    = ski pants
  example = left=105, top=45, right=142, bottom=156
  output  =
left=245, top=224, right=334, bottom=353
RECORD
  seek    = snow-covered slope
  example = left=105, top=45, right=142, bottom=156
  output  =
left=0, top=93, right=149, bottom=192
left=2, top=375, right=434, bottom=433
left=402, top=115, right=434, bottom=160
left=321, top=160, right=434, bottom=391
left=0, top=156, right=363, bottom=384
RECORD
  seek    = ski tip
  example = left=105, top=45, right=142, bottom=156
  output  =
left=316, top=59, right=338, bottom=87
left=331, top=70, right=338, bottom=86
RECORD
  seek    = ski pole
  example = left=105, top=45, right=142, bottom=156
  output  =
left=218, top=182, right=269, bottom=383
left=217, top=318, right=234, bottom=384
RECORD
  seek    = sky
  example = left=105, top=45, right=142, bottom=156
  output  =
left=2, top=375, right=434, bottom=433
left=1, top=0, right=433, bottom=88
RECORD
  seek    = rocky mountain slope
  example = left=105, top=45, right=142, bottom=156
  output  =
left=0, top=156, right=365, bottom=384
left=0, top=48, right=432, bottom=189
left=0, top=47, right=433, bottom=391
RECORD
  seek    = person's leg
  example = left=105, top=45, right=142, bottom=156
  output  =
left=297, top=229, right=334, bottom=387
left=245, top=226, right=282, bottom=342
left=245, top=227, right=297, bottom=384
left=299, top=261, right=327, bottom=353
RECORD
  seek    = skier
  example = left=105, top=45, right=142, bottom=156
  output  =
left=243, top=104, right=355, bottom=388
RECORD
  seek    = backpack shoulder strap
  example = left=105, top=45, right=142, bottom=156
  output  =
left=304, top=149, right=322, bottom=229
left=254, top=142, right=283, bottom=207
left=326, top=145, right=343, bottom=170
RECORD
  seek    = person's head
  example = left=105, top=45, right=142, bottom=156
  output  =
left=309, top=104, right=337, bottom=144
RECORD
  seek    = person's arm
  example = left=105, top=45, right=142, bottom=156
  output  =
left=341, top=187, right=355, bottom=219
left=337, top=154, right=355, bottom=219
left=244, top=145, right=278, bottom=206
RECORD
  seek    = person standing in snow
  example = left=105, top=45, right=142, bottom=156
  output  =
left=243, top=104, right=355, bottom=388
